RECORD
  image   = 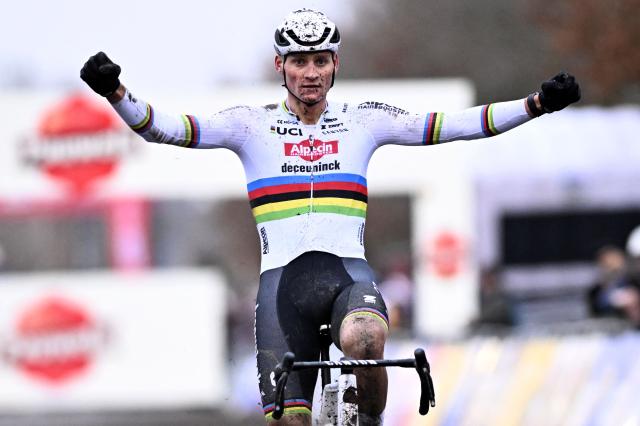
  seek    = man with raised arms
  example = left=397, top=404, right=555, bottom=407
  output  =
left=81, top=8, right=580, bottom=425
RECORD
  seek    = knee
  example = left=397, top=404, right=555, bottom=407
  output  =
left=339, top=314, right=388, bottom=359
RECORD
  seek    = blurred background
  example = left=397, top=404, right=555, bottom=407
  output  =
left=1, top=0, right=639, bottom=425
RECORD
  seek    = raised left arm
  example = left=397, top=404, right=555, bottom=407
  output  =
left=365, top=72, right=581, bottom=147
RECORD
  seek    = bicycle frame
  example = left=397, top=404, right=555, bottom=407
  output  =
left=315, top=365, right=358, bottom=426
left=315, top=325, right=356, bottom=425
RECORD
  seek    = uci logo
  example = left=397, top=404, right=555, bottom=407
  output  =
left=271, top=125, right=302, bottom=136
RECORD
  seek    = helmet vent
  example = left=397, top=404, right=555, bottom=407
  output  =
left=330, top=27, right=341, bottom=44
left=285, top=27, right=332, bottom=47
left=274, top=30, right=291, bottom=47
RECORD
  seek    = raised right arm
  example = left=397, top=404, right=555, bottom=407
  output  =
left=109, top=85, right=251, bottom=150
left=80, top=52, right=250, bottom=152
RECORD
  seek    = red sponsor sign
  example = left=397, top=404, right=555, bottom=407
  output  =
left=427, top=232, right=466, bottom=278
left=284, top=139, right=338, bottom=162
left=22, top=94, right=132, bottom=195
left=3, top=296, right=108, bottom=385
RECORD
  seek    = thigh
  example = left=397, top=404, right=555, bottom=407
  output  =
left=255, top=267, right=319, bottom=421
left=330, top=259, right=389, bottom=349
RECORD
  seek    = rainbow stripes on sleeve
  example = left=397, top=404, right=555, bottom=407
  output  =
left=248, top=173, right=368, bottom=224
left=423, top=112, right=444, bottom=145
left=180, top=114, right=200, bottom=148
left=481, top=104, right=500, bottom=137
left=128, top=104, right=200, bottom=148
left=130, top=104, right=154, bottom=134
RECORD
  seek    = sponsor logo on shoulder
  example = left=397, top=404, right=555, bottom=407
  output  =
left=357, top=101, right=409, bottom=117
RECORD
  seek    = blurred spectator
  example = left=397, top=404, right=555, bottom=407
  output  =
left=587, top=245, right=640, bottom=329
left=377, top=258, right=413, bottom=332
left=470, top=265, right=516, bottom=331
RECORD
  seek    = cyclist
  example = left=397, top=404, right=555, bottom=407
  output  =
left=80, top=8, right=580, bottom=425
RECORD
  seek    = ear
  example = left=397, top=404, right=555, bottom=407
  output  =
left=333, top=53, right=340, bottom=73
left=275, top=55, right=284, bottom=73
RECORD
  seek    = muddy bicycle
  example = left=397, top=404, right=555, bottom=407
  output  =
left=272, top=325, right=435, bottom=425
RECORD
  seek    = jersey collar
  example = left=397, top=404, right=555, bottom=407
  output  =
left=281, top=100, right=331, bottom=121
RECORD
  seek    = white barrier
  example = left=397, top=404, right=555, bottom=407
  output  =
left=0, top=268, right=227, bottom=412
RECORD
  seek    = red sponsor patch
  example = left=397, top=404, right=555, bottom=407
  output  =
left=3, top=296, right=108, bottom=385
left=284, top=139, right=338, bottom=162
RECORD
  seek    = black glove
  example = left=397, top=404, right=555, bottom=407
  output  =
left=538, top=72, right=581, bottom=113
left=80, top=52, right=121, bottom=97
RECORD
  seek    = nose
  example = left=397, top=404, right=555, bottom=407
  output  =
left=303, top=64, right=320, bottom=80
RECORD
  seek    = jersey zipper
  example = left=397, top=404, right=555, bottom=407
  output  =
left=309, top=134, right=315, bottom=215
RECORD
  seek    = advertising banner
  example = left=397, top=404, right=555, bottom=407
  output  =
left=0, top=269, right=226, bottom=411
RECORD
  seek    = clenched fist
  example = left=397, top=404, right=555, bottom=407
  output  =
left=80, top=52, right=121, bottom=97
left=538, top=72, right=581, bottom=113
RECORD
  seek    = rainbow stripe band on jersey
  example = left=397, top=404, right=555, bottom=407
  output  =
left=181, top=115, right=201, bottom=148
left=130, top=104, right=154, bottom=134
left=263, top=398, right=312, bottom=420
left=423, top=112, right=444, bottom=145
left=248, top=173, right=368, bottom=224
left=481, top=104, right=499, bottom=136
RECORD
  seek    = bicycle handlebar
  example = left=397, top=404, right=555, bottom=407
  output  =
left=271, top=348, right=436, bottom=420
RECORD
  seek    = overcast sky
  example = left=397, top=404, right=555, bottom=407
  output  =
left=1, top=0, right=355, bottom=93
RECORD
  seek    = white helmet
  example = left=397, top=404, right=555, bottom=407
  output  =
left=274, top=9, right=341, bottom=56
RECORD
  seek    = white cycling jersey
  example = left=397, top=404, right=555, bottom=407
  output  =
left=112, top=91, right=535, bottom=272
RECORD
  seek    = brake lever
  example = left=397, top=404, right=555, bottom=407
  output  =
left=414, top=348, right=436, bottom=415
left=272, top=352, right=295, bottom=420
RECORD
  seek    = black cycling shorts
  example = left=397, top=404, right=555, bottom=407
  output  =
left=255, top=251, right=388, bottom=420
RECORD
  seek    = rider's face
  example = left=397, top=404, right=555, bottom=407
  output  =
left=276, top=51, right=338, bottom=104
